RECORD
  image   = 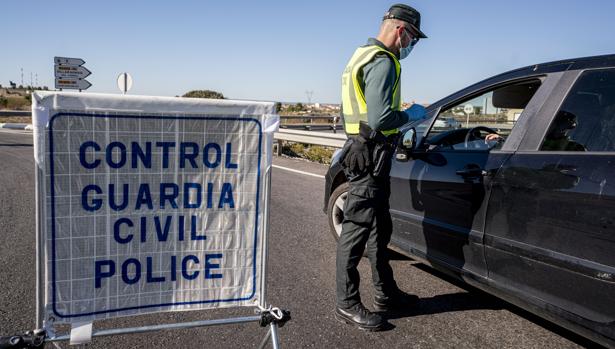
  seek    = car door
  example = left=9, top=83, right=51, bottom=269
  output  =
left=389, top=78, right=543, bottom=277
left=484, top=68, right=615, bottom=327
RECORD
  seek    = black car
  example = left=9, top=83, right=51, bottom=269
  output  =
left=324, top=54, right=615, bottom=347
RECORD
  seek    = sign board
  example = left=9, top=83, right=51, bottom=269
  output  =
left=464, top=104, right=474, bottom=114
left=54, top=56, right=91, bottom=91
left=117, top=72, right=133, bottom=94
left=32, top=92, right=278, bottom=324
left=55, top=78, right=92, bottom=90
left=55, top=65, right=91, bottom=79
left=54, top=57, right=86, bottom=66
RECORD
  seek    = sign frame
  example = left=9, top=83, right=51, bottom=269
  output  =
left=47, top=113, right=263, bottom=318
left=32, top=92, right=284, bottom=346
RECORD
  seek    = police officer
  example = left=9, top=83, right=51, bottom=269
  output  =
left=335, top=4, right=428, bottom=331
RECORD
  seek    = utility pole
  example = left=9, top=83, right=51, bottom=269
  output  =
left=35, top=73, right=38, bottom=86
left=30, top=72, right=33, bottom=87
left=21, top=68, right=24, bottom=86
left=305, top=90, right=314, bottom=105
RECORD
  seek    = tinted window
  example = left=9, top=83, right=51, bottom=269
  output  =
left=541, top=69, right=615, bottom=152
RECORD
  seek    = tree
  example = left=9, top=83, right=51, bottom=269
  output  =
left=182, top=90, right=225, bottom=99
left=0, top=96, right=8, bottom=108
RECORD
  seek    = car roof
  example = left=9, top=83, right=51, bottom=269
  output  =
left=428, top=54, right=615, bottom=111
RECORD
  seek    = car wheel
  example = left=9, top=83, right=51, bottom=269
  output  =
left=327, top=182, right=349, bottom=241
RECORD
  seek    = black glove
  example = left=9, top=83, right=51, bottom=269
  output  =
left=342, top=138, right=372, bottom=174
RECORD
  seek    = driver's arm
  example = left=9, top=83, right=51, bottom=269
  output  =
left=485, top=133, right=502, bottom=142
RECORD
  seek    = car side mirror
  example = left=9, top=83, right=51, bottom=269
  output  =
left=396, top=128, right=416, bottom=161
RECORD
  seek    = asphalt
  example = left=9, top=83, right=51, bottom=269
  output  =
left=0, top=130, right=598, bottom=348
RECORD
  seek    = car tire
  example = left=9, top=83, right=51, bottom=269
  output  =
left=327, top=182, right=349, bottom=242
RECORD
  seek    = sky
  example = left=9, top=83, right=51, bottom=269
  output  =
left=2, top=0, right=615, bottom=104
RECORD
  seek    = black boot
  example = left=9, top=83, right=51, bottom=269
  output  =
left=373, top=289, right=419, bottom=312
left=335, top=303, right=385, bottom=331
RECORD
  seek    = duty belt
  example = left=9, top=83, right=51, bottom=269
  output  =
left=356, top=121, right=397, bottom=145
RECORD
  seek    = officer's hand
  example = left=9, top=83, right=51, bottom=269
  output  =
left=404, top=104, right=427, bottom=121
left=343, top=139, right=372, bottom=173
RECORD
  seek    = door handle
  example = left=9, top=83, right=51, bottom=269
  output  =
left=456, top=166, right=487, bottom=177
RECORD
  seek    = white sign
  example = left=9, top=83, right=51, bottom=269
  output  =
left=117, top=72, right=133, bottom=94
left=54, top=57, right=91, bottom=91
left=464, top=104, right=474, bottom=114
left=54, top=57, right=86, bottom=66
left=32, top=92, right=278, bottom=323
left=55, top=65, right=91, bottom=79
left=55, top=78, right=92, bottom=90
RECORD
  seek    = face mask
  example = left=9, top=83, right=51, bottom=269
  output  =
left=399, top=30, right=414, bottom=60
left=399, top=43, right=414, bottom=60
left=398, top=30, right=415, bottom=60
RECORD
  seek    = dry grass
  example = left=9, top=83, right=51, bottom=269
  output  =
left=281, top=142, right=335, bottom=164
left=0, top=116, right=31, bottom=123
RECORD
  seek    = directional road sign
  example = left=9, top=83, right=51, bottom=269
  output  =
left=54, top=57, right=86, bottom=66
left=54, top=65, right=91, bottom=79
left=55, top=78, right=92, bottom=90
left=54, top=56, right=91, bottom=91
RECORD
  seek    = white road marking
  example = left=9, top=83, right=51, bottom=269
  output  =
left=272, top=164, right=325, bottom=179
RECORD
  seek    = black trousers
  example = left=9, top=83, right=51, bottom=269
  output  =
left=335, top=171, right=398, bottom=309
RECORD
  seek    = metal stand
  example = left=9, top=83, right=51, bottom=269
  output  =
left=0, top=309, right=291, bottom=348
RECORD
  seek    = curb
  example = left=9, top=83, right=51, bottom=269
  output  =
left=0, top=123, right=33, bottom=131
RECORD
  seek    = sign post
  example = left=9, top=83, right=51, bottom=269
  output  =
left=31, top=91, right=287, bottom=346
left=54, top=57, right=91, bottom=91
left=463, top=103, right=474, bottom=127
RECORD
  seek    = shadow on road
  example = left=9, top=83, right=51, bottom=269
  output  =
left=388, top=248, right=412, bottom=261
left=385, top=262, right=604, bottom=348
left=383, top=291, right=503, bottom=320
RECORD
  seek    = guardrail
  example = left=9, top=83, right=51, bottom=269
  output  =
left=279, top=115, right=341, bottom=132
left=0, top=111, right=347, bottom=149
left=273, top=129, right=346, bottom=150
left=0, top=110, right=31, bottom=117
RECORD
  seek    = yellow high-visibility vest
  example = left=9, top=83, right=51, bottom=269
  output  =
left=341, top=45, right=401, bottom=136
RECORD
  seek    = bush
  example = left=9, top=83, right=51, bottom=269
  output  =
left=280, top=142, right=334, bottom=164
left=283, top=103, right=306, bottom=113
left=281, top=142, right=305, bottom=157
left=0, top=96, right=7, bottom=108
left=6, top=96, right=30, bottom=110
left=182, top=90, right=225, bottom=99
left=304, top=146, right=334, bottom=164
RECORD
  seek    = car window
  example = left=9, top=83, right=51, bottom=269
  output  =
left=540, top=69, right=615, bottom=152
left=425, top=79, right=541, bottom=151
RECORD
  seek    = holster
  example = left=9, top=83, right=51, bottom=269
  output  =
left=371, top=142, right=395, bottom=178
left=338, top=138, right=354, bottom=166
left=358, top=122, right=397, bottom=178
